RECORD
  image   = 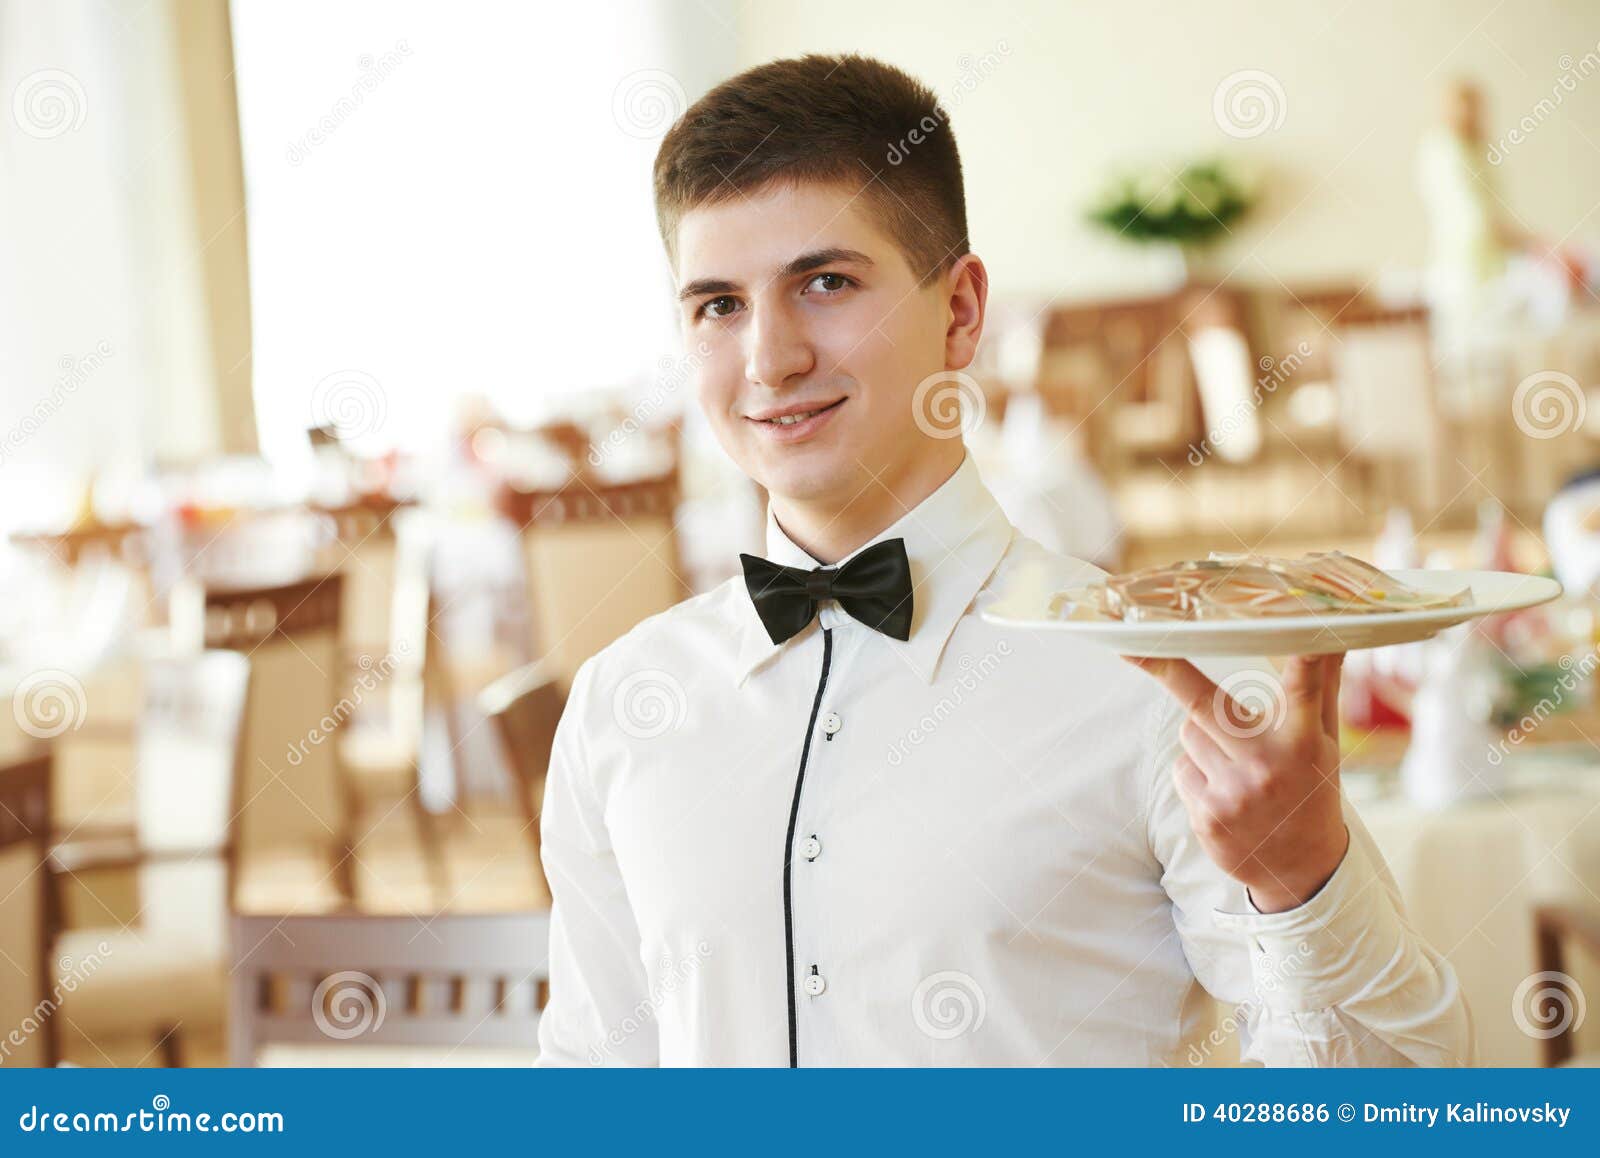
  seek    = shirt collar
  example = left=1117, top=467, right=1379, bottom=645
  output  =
left=733, top=452, right=1014, bottom=686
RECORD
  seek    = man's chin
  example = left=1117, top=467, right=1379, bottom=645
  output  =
left=749, top=450, right=861, bottom=507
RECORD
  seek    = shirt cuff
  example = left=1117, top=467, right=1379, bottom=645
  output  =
left=1209, top=828, right=1406, bottom=1013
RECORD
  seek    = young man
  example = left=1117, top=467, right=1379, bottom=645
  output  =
left=535, top=54, right=1472, bottom=1066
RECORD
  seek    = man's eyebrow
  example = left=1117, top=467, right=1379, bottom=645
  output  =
left=676, top=247, right=876, bottom=302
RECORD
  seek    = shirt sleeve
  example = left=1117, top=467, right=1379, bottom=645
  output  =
left=535, top=659, right=658, bottom=1066
left=1142, top=688, right=1476, bottom=1067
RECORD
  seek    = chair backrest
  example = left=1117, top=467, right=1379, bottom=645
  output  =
left=1332, top=306, right=1438, bottom=458
left=502, top=473, right=684, bottom=691
left=477, top=662, right=565, bottom=846
left=228, top=910, right=550, bottom=1066
left=198, top=575, right=347, bottom=858
left=0, top=752, right=55, bottom=1067
left=134, top=650, right=250, bottom=954
left=316, top=498, right=409, bottom=663
left=1532, top=903, right=1600, bottom=1067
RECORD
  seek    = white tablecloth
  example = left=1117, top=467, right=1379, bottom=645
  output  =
left=1349, top=754, right=1600, bottom=1065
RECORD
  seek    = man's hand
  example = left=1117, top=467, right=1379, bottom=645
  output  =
left=1126, top=653, right=1350, bottom=914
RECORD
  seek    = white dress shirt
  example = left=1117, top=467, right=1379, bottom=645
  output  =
left=536, top=454, right=1473, bottom=1066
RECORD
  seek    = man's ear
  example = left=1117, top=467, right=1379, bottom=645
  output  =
left=943, top=253, right=988, bottom=371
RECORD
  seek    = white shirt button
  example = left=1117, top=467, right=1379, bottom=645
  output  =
left=822, top=711, right=842, bottom=736
left=801, top=835, right=822, bottom=861
left=804, top=972, right=827, bottom=996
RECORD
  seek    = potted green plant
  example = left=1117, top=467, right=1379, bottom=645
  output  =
left=1086, top=160, right=1255, bottom=286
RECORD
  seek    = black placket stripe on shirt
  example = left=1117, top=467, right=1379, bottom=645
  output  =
left=782, top=625, right=833, bottom=1068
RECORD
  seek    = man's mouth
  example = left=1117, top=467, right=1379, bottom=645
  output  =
left=748, top=398, right=846, bottom=425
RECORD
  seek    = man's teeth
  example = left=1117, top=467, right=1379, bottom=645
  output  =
left=766, top=406, right=827, bottom=425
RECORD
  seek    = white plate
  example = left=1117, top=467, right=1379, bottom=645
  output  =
left=981, top=567, right=1564, bottom=657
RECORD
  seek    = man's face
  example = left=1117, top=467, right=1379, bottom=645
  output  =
left=674, top=180, right=959, bottom=508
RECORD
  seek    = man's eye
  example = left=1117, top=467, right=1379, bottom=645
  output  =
left=807, top=273, right=852, bottom=294
left=700, top=296, right=740, bottom=320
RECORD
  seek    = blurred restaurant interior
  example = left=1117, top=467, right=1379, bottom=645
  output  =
left=5, top=0, right=1600, bottom=1067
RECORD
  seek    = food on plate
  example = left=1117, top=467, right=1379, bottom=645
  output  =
left=1047, top=551, right=1473, bottom=623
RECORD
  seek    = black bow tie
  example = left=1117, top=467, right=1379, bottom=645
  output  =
left=740, top=538, right=914, bottom=645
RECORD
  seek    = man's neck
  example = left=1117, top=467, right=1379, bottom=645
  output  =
left=769, top=444, right=966, bottom=565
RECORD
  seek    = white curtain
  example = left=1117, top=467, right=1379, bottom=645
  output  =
left=228, top=0, right=737, bottom=463
left=0, top=0, right=239, bottom=531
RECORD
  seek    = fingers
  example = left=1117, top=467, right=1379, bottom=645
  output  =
left=1124, top=657, right=1216, bottom=717
left=1126, top=655, right=1245, bottom=757
left=1178, top=715, right=1234, bottom=783
left=1281, top=654, right=1326, bottom=730
left=1171, top=750, right=1208, bottom=804
left=1320, top=653, right=1345, bottom=738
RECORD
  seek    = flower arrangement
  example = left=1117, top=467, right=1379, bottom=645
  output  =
left=1086, top=160, right=1255, bottom=246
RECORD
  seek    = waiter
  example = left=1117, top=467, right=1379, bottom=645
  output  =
left=534, top=53, right=1471, bottom=1066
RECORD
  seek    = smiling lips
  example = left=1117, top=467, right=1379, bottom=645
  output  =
left=746, top=397, right=846, bottom=442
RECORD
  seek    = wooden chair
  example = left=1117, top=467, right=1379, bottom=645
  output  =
left=424, top=661, right=564, bottom=912
left=499, top=472, right=686, bottom=693
left=228, top=910, right=549, bottom=1066
left=1532, top=904, right=1600, bottom=1067
left=317, top=497, right=429, bottom=811
left=194, top=574, right=351, bottom=914
left=0, top=752, right=55, bottom=1067
left=1331, top=305, right=1445, bottom=528
left=47, top=650, right=249, bottom=1066
left=1039, top=293, right=1202, bottom=476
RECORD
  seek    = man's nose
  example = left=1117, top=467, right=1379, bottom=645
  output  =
left=744, top=302, right=814, bottom=389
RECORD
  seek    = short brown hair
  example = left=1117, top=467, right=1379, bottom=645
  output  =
left=652, top=54, right=969, bottom=286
